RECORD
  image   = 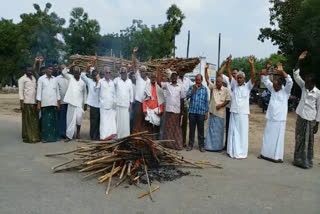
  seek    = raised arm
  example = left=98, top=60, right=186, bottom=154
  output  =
left=32, top=57, right=40, bottom=78
left=132, top=47, right=139, bottom=72
left=81, top=62, right=93, bottom=85
left=293, top=51, right=307, bottom=89
left=205, top=63, right=210, bottom=86
left=218, top=55, right=232, bottom=82
left=261, top=69, right=273, bottom=92
left=277, top=63, right=293, bottom=94
left=248, top=56, right=256, bottom=85
left=156, top=65, right=162, bottom=86
left=62, top=62, right=76, bottom=80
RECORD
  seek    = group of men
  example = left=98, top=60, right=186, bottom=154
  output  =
left=18, top=49, right=319, bottom=169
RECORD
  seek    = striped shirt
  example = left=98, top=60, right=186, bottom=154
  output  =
left=187, top=85, right=209, bottom=115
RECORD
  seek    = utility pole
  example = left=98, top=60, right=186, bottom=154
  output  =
left=217, top=33, right=221, bottom=70
left=173, top=37, right=176, bottom=57
left=186, top=30, right=190, bottom=58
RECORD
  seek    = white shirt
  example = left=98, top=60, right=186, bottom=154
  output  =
left=18, top=74, right=37, bottom=104
left=230, top=79, right=254, bottom=114
left=36, top=75, right=60, bottom=107
left=114, top=77, right=133, bottom=108
left=81, top=72, right=99, bottom=108
left=95, top=78, right=116, bottom=109
left=135, top=71, right=150, bottom=102
left=177, top=77, right=193, bottom=95
left=161, top=82, right=186, bottom=113
left=57, top=75, right=69, bottom=105
left=62, top=68, right=87, bottom=108
left=222, top=74, right=232, bottom=108
left=293, top=69, right=320, bottom=122
left=262, top=75, right=293, bottom=121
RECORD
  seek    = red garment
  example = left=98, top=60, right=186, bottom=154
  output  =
left=142, top=84, right=164, bottom=113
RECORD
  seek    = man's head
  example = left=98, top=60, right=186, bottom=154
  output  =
left=171, top=71, right=178, bottom=83
left=216, top=75, right=223, bottom=89
left=40, top=66, right=46, bottom=76
left=91, top=70, right=99, bottom=81
left=179, top=72, right=185, bottom=79
left=305, top=74, right=315, bottom=91
left=103, top=66, right=111, bottom=80
left=45, top=65, right=53, bottom=77
left=150, top=72, right=157, bottom=84
left=232, top=68, right=239, bottom=79
left=236, top=71, right=245, bottom=86
left=25, top=66, right=33, bottom=77
left=273, top=76, right=284, bottom=92
left=52, top=63, right=59, bottom=77
left=74, top=66, right=81, bottom=80
left=139, top=65, right=147, bottom=79
left=129, top=71, right=136, bottom=84
left=120, top=67, right=128, bottom=80
left=195, top=74, right=203, bottom=85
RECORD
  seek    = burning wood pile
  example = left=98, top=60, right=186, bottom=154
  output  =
left=46, top=132, right=220, bottom=199
left=69, top=54, right=200, bottom=77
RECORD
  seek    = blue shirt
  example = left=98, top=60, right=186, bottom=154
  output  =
left=186, top=84, right=209, bottom=115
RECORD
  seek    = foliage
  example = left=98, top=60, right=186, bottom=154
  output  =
left=0, top=19, right=21, bottom=85
left=0, top=3, right=184, bottom=85
left=163, top=4, right=185, bottom=52
left=63, top=7, right=100, bottom=56
left=0, top=3, right=65, bottom=85
left=259, top=0, right=320, bottom=86
left=19, top=3, right=65, bottom=65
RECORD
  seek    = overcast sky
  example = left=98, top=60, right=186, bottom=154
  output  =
left=1, top=0, right=278, bottom=64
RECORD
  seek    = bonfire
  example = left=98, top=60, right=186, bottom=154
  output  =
left=46, top=132, right=221, bottom=200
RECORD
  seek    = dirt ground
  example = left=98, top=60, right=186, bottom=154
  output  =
left=0, top=93, right=319, bottom=214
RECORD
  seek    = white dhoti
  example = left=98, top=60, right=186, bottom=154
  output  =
left=227, top=112, right=249, bottom=159
left=66, top=104, right=84, bottom=139
left=116, top=106, right=130, bottom=138
left=100, top=108, right=117, bottom=140
left=145, top=107, right=161, bottom=126
left=261, top=120, right=286, bottom=161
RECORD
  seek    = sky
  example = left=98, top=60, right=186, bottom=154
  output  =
left=0, top=0, right=278, bottom=65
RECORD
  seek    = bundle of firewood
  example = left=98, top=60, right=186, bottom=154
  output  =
left=46, top=132, right=221, bottom=199
left=69, top=54, right=200, bottom=77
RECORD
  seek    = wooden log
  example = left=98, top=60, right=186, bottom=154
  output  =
left=119, top=163, right=127, bottom=179
left=52, top=159, right=75, bottom=171
left=82, top=166, right=112, bottom=179
left=45, top=149, right=78, bottom=157
left=106, top=162, right=116, bottom=195
left=138, top=186, right=160, bottom=199
left=142, top=152, right=153, bottom=201
left=98, top=166, right=121, bottom=183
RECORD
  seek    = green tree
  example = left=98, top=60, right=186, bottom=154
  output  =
left=163, top=4, right=185, bottom=56
left=0, top=19, right=21, bottom=85
left=258, top=0, right=320, bottom=86
left=64, top=7, right=100, bottom=56
left=19, top=3, right=65, bottom=64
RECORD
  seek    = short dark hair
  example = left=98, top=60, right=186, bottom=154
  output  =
left=25, top=65, right=32, bottom=70
left=196, top=74, right=203, bottom=81
left=91, top=69, right=98, bottom=76
left=216, top=75, right=223, bottom=81
left=274, top=76, right=285, bottom=86
left=40, top=66, right=46, bottom=73
left=232, top=68, right=239, bottom=72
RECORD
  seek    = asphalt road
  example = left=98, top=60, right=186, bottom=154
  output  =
left=0, top=114, right=319, bottom=214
